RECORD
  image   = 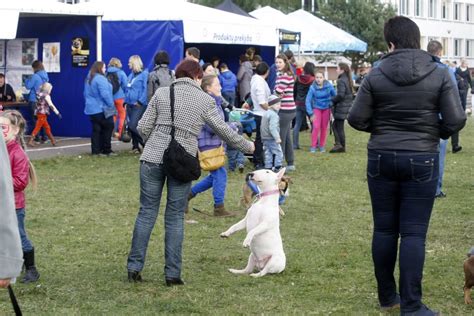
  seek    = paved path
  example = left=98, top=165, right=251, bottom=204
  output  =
left=26, top=137, right=132, bottom=160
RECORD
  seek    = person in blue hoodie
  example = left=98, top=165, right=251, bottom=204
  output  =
left=305, top=71, right=336, bottom=153
left=84, top=61, right=116, bottom=156
left=106, top=58, right=128, bottom=139
left=218, top=63, right=237, bottom=107
left=25, top=60, right=49, bottom=142
left=125, top=55, right=148, bottom=153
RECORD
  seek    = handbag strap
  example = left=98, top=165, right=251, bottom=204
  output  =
left=169, top=84, right=176, bottom=140
left=8, top=285, right=22, bottom=316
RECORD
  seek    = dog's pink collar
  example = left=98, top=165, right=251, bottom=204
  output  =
left=258, top=189, right=280, bottom=198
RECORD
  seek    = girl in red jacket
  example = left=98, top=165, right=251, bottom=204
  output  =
left=0, top=110, right=40, bottom=283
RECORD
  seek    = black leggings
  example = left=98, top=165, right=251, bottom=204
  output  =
left=333, top=119, right=346, bottom=147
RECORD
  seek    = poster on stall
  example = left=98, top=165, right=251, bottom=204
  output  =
left=6, top=39, right=38, bottom=68
left=5, top=68, right=33, bottom=96
left=71, top=37, right=89, bottom=67
left=43, top=42, right=60, bottom=73
left=0, top=41, right=5, bottom=67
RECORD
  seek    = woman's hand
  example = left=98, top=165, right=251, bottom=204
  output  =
left=248, top=141, right=255, bottom=153
left=0, top=279, right=11, bottom=288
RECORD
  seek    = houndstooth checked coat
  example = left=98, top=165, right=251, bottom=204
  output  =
left=138, top=77, right=253, bottom=164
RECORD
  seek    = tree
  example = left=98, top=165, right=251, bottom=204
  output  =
left=317, top=0, right=397, bottom=71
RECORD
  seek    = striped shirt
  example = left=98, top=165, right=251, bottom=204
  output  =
left=274, top=73, right=296, bottom=112
left=138, top=78, right=253, bottom=164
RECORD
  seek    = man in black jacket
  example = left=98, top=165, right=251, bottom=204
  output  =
left=348, top=16, right=466, bottom=316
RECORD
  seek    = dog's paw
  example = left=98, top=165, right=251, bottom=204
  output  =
left=220, top=231, right=230, bottom=238
left=242, top=237, right=252, bottom=248
left=250, top=272, right=263, bottom=278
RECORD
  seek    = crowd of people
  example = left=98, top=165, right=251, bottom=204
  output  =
left=0, top=14, right=472, bottom=316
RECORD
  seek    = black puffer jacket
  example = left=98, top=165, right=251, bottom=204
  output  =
left=348, top=49, right=466, bottom=152
left=332, top=73, right=353, bottom=120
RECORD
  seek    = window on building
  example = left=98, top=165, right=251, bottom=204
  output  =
left=399, top=0, right=409, bottom=15
left=442, top=38, right=449, bottom=56
left=454, top=3, right=461, bottom=21
left=454, top=39, right=462, bottom=57
left=415, top=0, right=423, bottom=16
left=467, top=5, right=473, bottom=22
left=429, top=0, right=437, bottom=18
left=441, top=1, right=448, bottom=19
left=467, top=40, right=474, bottom=57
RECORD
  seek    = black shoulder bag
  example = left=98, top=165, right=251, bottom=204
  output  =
left=8, top=285, right=22, bottom=316
left=162, top=84, right=201, bottom=182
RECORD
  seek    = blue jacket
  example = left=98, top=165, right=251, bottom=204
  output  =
left=83, top=73, right=115, bottom=116
left=305, top=80, right=336, bottom=114
left=219, top=70, right=237, bottom=93
left=125, top=70, right=148, bottom=106
left=25, top=70, right=49, bottom=102
left=106, top=66, right=128, bottom=100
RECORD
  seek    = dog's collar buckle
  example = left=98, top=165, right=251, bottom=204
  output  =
left=258, top=189, right=280, bottom=198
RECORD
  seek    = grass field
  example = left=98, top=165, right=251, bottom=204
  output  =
left=1, top=120, right=473, bottom=315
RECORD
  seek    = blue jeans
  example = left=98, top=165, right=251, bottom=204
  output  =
left=227, top=148, right=245, bottom=171
left=367, top=150, right=438, bottom=313
left=127, top=162, right=191, bottom=279
left=222, top=91, right=236, bottom=108
left=436, top=139, right=448, bottom=195
left=263, top=139, right=283, bottom=169
left=17, top=208, right=34, bottom=252
left=127, top=104, right=146, bottom=149
left=292, top=106, right=306, bottom=149
left=191, top=166, right=227, bottom=205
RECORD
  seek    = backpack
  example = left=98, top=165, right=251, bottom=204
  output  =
left=456, top=74, right=468, bottom=91
left=152, top=67, right=174, bottom=91
left=106, top=72, right=120, bottom=94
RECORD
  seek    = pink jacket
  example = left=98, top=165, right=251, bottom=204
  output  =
left=6, top=140, right=29, bottom=209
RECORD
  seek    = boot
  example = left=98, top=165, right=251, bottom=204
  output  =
left=329, top=144, right=345, bottom=153
left=213, top=204, right=236, bottom=217
left=185, top=192, right=195, bottom=214
left=28, top=136, right=37, bottom=147
left=21, top=248, right=40, bottom=283
left=127, top=270, right=143, bottom=282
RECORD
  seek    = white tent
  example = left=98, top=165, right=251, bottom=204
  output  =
left=82, top=0, right=277, bottom=47
left=288, top=10, right=366, bottom=53
left=250, top=6, right=367, bottom=53
left=0, top=0, right=101, bottom=39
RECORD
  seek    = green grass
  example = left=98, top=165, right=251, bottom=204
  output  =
left=1, top=120, right=473, bottom=315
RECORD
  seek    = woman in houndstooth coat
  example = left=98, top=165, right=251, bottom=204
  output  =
left=126, top=59, right=254, bottom=286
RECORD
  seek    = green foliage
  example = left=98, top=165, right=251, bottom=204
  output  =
left=1, top=120, right=473, bottom=314
left=318, top=0, right=397, bottom=68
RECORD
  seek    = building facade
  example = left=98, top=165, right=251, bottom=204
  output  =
left=382, top=0, right=474, bottom=65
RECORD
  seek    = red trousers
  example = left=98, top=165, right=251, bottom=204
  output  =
left=114, top=98, right=126, bottom=136
left=31, top=113, right=53, bottom=139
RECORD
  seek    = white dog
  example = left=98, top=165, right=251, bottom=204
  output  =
left=220, top=168, right=286, bottom=277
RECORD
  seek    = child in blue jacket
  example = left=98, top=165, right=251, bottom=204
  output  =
left=305, top=71, right=336, bottom=153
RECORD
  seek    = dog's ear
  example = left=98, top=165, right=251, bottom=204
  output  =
left=276, top=168, right=286, bottom=180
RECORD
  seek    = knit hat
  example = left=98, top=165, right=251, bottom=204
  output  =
left=229, top=110, right=241, bottom=122
left=268, top=94, right=281, bottom=106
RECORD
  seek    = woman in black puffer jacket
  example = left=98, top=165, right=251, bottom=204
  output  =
left=330, top=63, right=353, bottom=153
left=348, top=16, right=466, bottom=316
